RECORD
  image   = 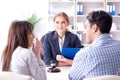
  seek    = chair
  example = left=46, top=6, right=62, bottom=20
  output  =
left=0, top=71, right=34, bottom=80
left=83, top=75, right=120, bottom=80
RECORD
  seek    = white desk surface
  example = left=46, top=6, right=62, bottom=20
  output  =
left=46, top=66, right=71, bottom=80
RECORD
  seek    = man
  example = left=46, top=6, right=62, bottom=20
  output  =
left=69, top=10, right=120, bottom=80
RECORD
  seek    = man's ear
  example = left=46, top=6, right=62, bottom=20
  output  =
left=92, top=24, right=98, bottom=32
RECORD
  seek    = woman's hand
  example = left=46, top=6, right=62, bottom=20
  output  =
left=56, top=55, right=65, bottom=62
left=32, top=38, right=42, bottom=59
left=56, top=54, right=73, bottom=66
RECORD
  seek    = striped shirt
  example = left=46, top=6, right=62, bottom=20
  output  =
left=69, top=34, right=120, bottom=80
left=10, top=46, right=47, bottom=80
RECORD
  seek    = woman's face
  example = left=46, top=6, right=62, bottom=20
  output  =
left=54, top=16, right=68, bottom=34
left=28, top=33, right=34, bottom=47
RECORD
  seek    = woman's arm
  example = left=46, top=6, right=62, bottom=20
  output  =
left=30, top=37, right=47, bottom=80
left=56, top=55, right=73, bottom=66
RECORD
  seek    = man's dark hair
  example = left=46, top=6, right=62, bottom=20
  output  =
left=87, top=10, right=112, bottom=33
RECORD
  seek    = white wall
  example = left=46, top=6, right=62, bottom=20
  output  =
left=0, top=0, right=50, bottom=62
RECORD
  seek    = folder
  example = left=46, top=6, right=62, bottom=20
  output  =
left=61, top=48, right=80, bottom=59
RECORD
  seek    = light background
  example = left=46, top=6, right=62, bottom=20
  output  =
left=0, top=0, right=50, bottom=62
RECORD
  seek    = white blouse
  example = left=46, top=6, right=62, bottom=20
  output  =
left=58, top=35, right=65, bottom=51
left=10, top=46, right=47, bottom=80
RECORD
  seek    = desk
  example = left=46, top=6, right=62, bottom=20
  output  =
left=46, top=67, right=71, bottom=80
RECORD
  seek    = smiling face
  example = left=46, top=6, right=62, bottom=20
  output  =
left=84, top=20, right=94, bottom=44
left=54, top=16, right=68, bottom=36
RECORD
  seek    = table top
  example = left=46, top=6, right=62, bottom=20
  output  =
left=46, top=66, right=71, bottom=80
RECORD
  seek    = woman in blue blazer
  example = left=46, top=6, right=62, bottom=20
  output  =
left=42, top=12, right=83, bottom=66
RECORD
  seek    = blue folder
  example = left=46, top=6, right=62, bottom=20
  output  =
left=61, top=48, right=80, bottom=59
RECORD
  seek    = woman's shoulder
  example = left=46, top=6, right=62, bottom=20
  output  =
left=15, top=46, right=31, bottom=52
left=66, top=31, right=78, bottom=37
left=43, top=31, right=56, bottom=39
left=13, top=46, right=32, bottom=58
left=45, top=31, right=56, bottom=36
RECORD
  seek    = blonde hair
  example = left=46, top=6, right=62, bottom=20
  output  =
left=53, top=12, right=70, bottom=25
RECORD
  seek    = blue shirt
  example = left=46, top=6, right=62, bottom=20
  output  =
left=69, top=34, right=120, bottom=80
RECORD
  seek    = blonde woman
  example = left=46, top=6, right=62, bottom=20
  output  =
left=42, top=12, right=83, bottom=67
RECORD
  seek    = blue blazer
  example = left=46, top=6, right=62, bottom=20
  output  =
left=42, top=31, right=83, bottom=66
